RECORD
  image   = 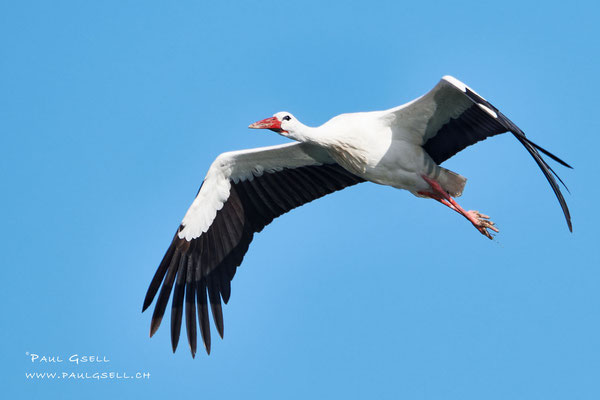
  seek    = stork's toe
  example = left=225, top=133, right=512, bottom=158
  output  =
left=467, top=210, right=499, bottom=239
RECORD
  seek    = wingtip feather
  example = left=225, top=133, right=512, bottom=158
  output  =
left=150, top=317, right=163, bottom=338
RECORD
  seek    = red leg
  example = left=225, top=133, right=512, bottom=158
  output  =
left=419, top=175, right=498, bottom=239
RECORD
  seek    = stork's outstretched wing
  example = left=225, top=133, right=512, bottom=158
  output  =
left=142, top=142, right=364, bottom=356
left=389, top=75, right=572, bottom=231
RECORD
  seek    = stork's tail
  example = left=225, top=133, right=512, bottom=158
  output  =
left=438, top=168, right=467, bottom=197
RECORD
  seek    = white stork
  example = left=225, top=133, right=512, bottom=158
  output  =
left=143, top=76, right=572, bottom=357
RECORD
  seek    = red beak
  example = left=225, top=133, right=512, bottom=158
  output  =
left=248, top=117, right=282, bottom=132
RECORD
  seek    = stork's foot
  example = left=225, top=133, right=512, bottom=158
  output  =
left=466, top=210, right=499, bottom=239
left=419, top=175, right=500, bottom=240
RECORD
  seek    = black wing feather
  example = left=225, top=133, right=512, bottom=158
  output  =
left=170, top=256, right=186, bottom=352
left=184, top=255, right=197, bottom=358
left=144, top=163, right=364, bottom=355
left=196, top=275, right=211, bottom=354
left=149, top=249, right=181, bottom=337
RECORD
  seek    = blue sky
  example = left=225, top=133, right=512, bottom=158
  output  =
left=2, top=1, right=599, bottom=399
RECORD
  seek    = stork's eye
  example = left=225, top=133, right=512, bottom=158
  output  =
left=282, top=115, right=291, bottom=121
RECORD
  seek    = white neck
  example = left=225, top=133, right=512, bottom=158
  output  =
left=286, top=123, right=332, bottom=147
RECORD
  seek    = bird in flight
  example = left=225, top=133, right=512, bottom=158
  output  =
left=143, top=76, right=572, bottom=357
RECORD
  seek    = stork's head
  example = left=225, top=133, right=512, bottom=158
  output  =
left=248, top=112, right=298, bottom=138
